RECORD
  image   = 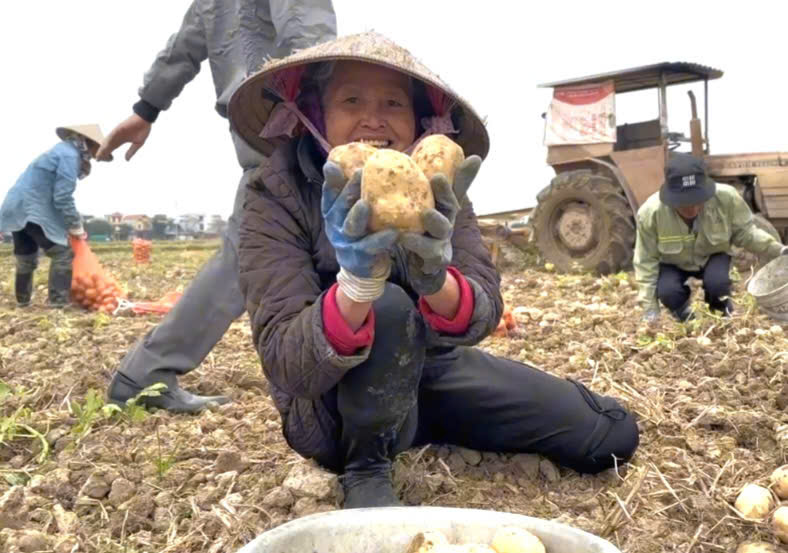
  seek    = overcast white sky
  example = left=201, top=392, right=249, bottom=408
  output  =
left=2, top=1, right=787, bottom=220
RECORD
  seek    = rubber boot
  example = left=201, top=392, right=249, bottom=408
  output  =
left=45, top=245, right=74, bottom=307
left=341, top=423, right=406, bottom=509
left=671, top=299, right=695, bottom=322
left=337, top=284, right=425, bottom=509
left=107, top=370, right=230, bottom=414
left=14, top=253, right=37, bottom=307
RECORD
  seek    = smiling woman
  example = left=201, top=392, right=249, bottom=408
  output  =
left=231, top=30, right=639, bottom=511
left=322, top=61, right=416, bottom=152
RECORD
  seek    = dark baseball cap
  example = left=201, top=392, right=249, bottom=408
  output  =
left=660, top=153, right=716, bottom=208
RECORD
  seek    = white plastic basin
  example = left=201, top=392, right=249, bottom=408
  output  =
left=237, top=506, right=620, bottom=553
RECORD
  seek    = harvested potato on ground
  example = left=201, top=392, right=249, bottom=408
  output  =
left=773, top=506, right=788, bottom=543
left=734, top=484, right=773, bottom=520
left=736, top=543, right=779, bottom=553
left=362, top=149, right=434, bottom=233
left=406, top=531, right=450, bottom=553
left=328, top=142, right=378, bottom=180
left=770, top=465, right=788, bottom=499
left=412, top=134, right=465, bottom=184
left=491, top=527, right=545, bottom=553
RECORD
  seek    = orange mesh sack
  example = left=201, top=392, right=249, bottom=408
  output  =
left=69, top=237, right=127, bottom=313
left=116, top=291, right=183, bottom=316
left=132, top=238, right=152, bottom=263
left=132, top=291, right=182, bottom=315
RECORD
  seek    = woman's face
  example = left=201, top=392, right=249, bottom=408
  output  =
left=322, top=61, right=416, bottom=152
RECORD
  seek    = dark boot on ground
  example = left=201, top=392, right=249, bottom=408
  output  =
left=15, top=271, right=33, bottom=307
left=341, top=425, right=402, bottom=509
left=14, top=253, right=37, bottom=307
left=671, top=300, right=695, bottom=322
left=107, top=370, right=230, bottom=413
left=45, top=245, right=73, bottom=307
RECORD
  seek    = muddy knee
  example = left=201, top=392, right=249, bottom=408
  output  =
left=337, top=283, right=426, bottom=427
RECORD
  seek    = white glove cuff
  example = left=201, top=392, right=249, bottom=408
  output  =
left=68, top=226, right=85, bottom=236
left=336, top=264, right=390, bottom=303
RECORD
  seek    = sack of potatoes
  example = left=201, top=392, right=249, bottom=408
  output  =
left=328, top=134, right=465, bottom=234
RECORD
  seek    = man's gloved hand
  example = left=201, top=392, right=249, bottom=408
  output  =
left=400, top=156, right=481, bottom=296
left=68, top=226, right=87, bottom=240
left=322, top=161, right=398, bottom=303
left=781, top=245, right=788, bottom=256
left=96, top=114, right=152, bottom=162
left=643, top=308, right=660, bottom=325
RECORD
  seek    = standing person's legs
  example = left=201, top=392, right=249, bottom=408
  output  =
left=656, top=263, right=696, bottom=321
left=414, top=348, right=639, bottom=474
left=108, top=167, right=253, bottom=412
left=11, top=226, right=40, bottom=307
left=701, top=253, right=732, bottom=314
left=15, top=223, right=72, bottom=307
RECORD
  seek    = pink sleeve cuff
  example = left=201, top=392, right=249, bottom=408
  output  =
left=322, top=283, right=375, bottom=356
left=418, top=266, right=474, bottom=335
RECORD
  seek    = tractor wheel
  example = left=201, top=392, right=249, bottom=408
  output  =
left=532, top=170, right=635, bottom=274
left=732, top=213, right=782, bottom=271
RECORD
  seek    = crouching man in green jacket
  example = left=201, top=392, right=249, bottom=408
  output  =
left=634, top=153, right=788, bottom=323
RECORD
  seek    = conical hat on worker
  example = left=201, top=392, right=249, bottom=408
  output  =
left=228, top=31, right=489, bottom=159
left=56, top=124, right=106, bottom=150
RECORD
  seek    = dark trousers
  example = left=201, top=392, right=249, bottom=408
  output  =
left=12, top=222, right=57, bottom=254
left=12, top=223, right=73, bottom=306
left=656, top=253, right=732, bottom=313
left=300, top=284, right=640, bottom=475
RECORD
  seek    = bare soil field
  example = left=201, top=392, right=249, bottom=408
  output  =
left=1, top=240, right=787, bottom=553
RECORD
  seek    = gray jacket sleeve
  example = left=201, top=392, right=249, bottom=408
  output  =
left=239, top=0, right=337, bottom=74
left=138, top=1, right=208, bottom=111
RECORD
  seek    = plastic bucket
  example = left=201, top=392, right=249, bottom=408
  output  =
left=747, top=255, right=788, bottom=321
left=236, top=506, right=621, bottom=553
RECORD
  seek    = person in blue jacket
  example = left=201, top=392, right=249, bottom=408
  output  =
left=0, top=124, right=105, bottom=307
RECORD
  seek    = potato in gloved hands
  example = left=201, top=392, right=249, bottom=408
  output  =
left=328, top=142, right=377, bottom=180
left=412, top=134, right=465, bottom=184
left=361, top=149, right=434, bottom=233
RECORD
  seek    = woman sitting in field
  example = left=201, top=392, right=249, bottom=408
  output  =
left=230, top=32, right=640, bottom=509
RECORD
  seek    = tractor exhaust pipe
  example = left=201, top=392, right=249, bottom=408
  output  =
left=688, top=91, right=704, bottom=157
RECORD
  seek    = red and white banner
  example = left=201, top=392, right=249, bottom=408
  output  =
left=544, top=80, right=616, bottom=146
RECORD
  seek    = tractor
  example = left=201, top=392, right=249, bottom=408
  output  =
left=531, top=62, right=788, bottom=274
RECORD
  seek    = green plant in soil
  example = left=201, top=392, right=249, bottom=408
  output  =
left=121, top=382, right=168, bottom=423
left=70, top=389, right=122, bottom=440
left=0, top=379, right=49, bottom=464
left=154, top=422, right=179, bottom=480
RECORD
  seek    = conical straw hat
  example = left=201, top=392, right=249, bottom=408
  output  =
left=229, top=31, right=489, bottom=159
left=55, top=124, right=106, bottom=149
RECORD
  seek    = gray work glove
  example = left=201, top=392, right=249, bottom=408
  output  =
left=643, top=308, right=660, bottom=325
left=400, top=156, right=482, bottom=296
left=322, top=162, right=398, bottom=302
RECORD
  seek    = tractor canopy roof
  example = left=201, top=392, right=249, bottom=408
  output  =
left=538, top=62, right=723, bottom=93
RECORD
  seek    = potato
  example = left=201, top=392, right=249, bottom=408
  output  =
left=406, top=531, right=450, bottom=553
left=491, top=527, right=545, bottom=553
left=362, top=149, right=434, bottom=233
left=735, top=484, right=773, bottom=520
left=737, top=543, right=779, bottom=553
left=773, top=506, right=788, bottom=543
left=411, top=134, right=465, bottom=184
left=328, top=142, right=378, bottom=180
left=770, top=465, right=788, bottom=499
